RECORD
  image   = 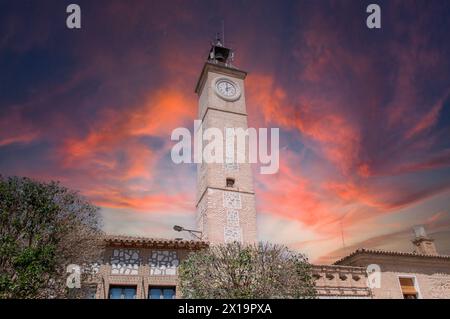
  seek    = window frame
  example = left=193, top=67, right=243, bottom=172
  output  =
left=148, top=285, right=176, bottom=300
left=396, top=274, right=422, bottom=299
left=108, top=285, right=138, bottom=300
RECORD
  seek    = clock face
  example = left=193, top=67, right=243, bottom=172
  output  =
left=215, top=78, right=241, bottom=101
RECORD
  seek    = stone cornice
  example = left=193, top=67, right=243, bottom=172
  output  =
left=195, top=62, right=247, bottom=95
left=196, top=186, right=255, bottom=208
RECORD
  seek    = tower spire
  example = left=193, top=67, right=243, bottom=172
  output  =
left=412, top=225, right=438, bottom=255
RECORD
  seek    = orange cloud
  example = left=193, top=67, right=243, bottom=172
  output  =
left=247, top=74, right=361, bottom=174
left=0, top=132, right=39, bottom=147
left=57, top=86, right=196, bottom=211
left=85, top=187, right=193, bottom=213
left=62, top=88, right=195, bottom=177
left=405, top=89, right=449, bottom=139
left=256, top=152, right=343, bottom=234
left=2, top=0, right=450, bottom=264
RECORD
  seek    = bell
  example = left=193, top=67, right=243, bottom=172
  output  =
left=215, top=52, right=225, bottom=62
left=207, top=44, right=231, bottom=63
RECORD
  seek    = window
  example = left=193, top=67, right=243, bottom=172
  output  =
left=399, top=277, right=419, bottom=299
left=109, top=285, right=137, bottom=299
left=226, top=178, right=235, bottom=187
left=148, top=286, right=176, bottom=299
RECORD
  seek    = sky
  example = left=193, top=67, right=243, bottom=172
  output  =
left=0, top=0, right=449, bottom=263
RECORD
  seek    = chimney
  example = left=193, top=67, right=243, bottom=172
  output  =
left=412, top=225, right=438, bottom=255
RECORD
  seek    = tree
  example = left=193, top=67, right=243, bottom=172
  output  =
left=0, top=176, right=104, bottom=299
left=179, top=242, right=316, bottom=299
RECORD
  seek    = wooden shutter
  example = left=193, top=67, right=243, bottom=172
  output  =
left=399, top=277, right=417, bottom=295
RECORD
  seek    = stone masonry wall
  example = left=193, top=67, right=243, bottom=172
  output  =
left=94, top=247, right=190, bottom=299
left=110, top=249, right=141, bottom=275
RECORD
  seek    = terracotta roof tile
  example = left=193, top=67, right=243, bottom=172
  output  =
left=104, top=235, right=209, bottom=249
left=334, top=248, right=450, bottom=265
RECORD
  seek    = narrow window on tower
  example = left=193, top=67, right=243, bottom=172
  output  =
left=226, top=178, right=235, bottom=188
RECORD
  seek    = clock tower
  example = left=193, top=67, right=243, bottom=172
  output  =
left=194, top=39, right=257, bottom=244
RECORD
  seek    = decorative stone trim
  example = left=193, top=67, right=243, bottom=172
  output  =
left=226, top=210, right=240, bottom=227
left=196, top=198, right=208, bottom=239
left=149, top=250, right=179, bottom=276
left=110, top=249, right=141, bottom=275
left=224, top=226, right=242, bottom=243
left=223, top=192, right=243, bottom=243
left=223, top=191, right=242, bottom=209
left=312, top=264, right=371, bottom=298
